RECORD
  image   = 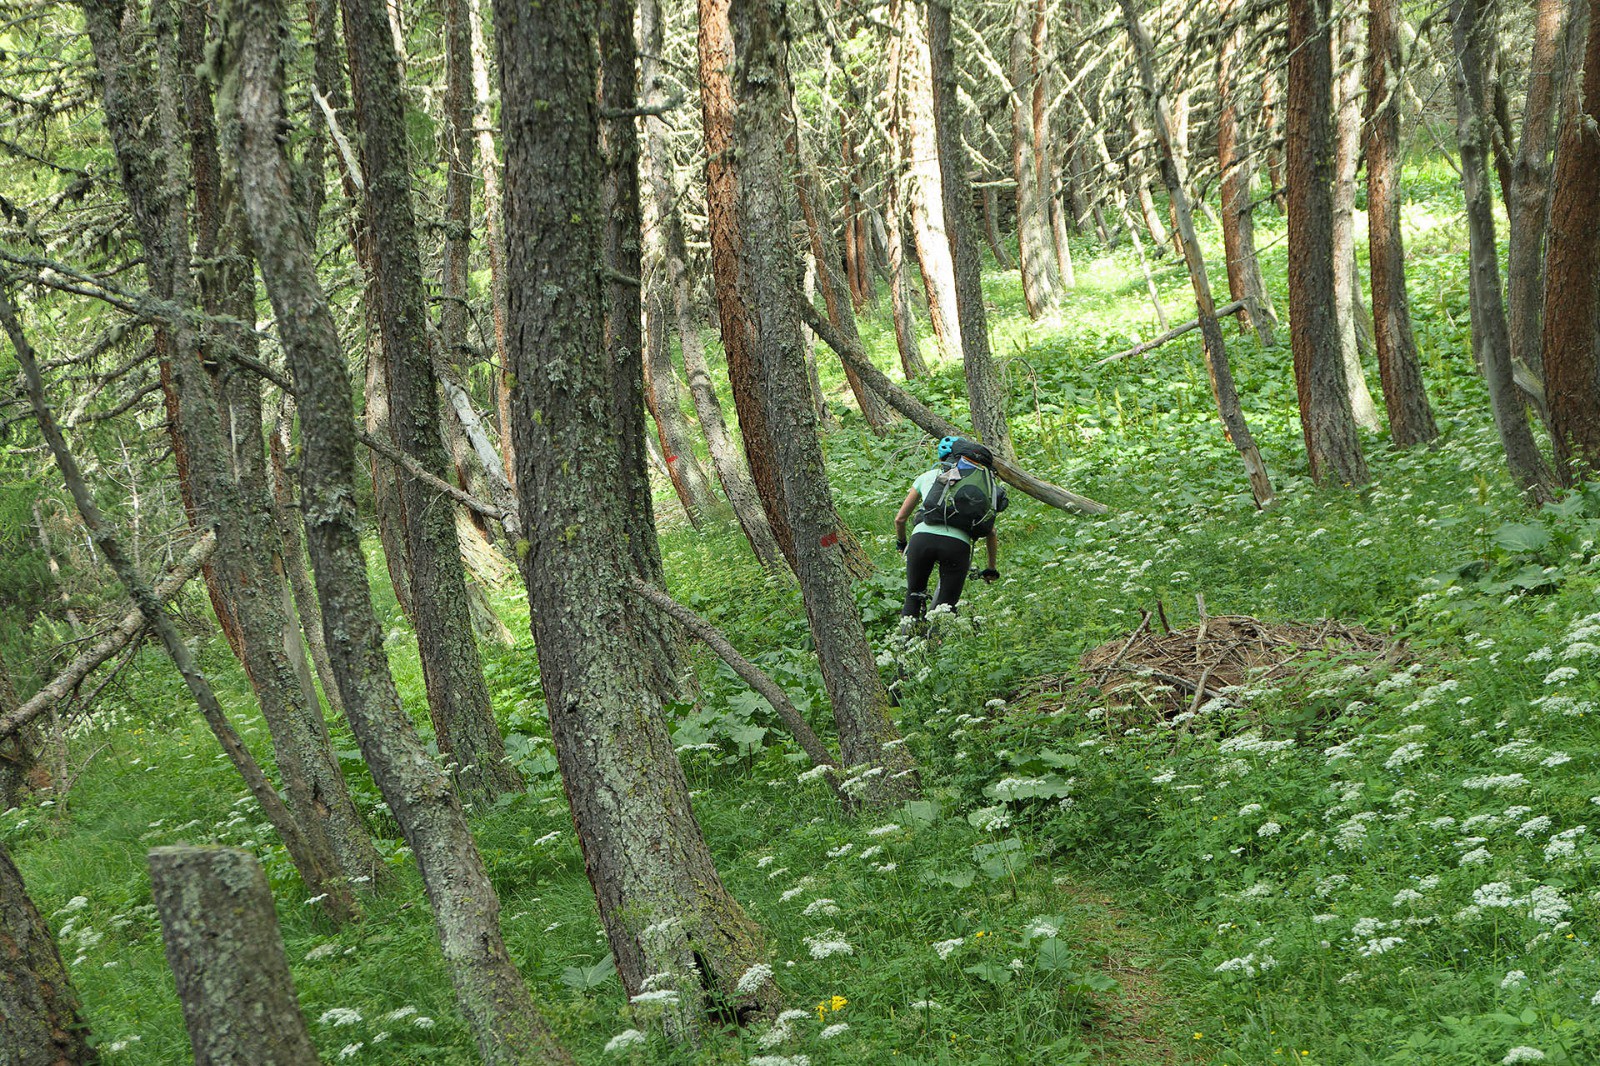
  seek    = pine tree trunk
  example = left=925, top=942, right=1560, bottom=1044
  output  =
left=883, top=1, right=931, bottom=377
left=733, top=0, right=919, bottom=807
left=1216, top=0, right=1278, bottom=345
left=1449, top=0, right=1555, bottom=498
left=699, top=0, right=803, bottom=572
left=148, top=847, right=319, bottom=1066
left=1364, top=0, right=1438, bottom=446
left=339, top=0, right=521, bottom=801
left=643, top=291, right=720, bottom=526
left=927, top=0, right=1015, bottom=459
left=1540, top=0, right=1600, bottom=481
left=1507, top=0, right=1573, bottom=418
left=497, top=0, right=780, bottom=1035
left=896, top=0, right=965, bottom=359
left=4, top=282, right=355, bottom=925
left=1119, top=0, right=1274, bottom=507
left=641, top=0, right=782, bottom=566
left=1287, top=0, right=1371, bottom=485
left=1011, top=0, right=1061, bottom=317
left=0, top=840, right=97, bottom=1065
left=793, top=138, right=895, bottom=432
left=268, top=409, right=348, bottom=715
left=79, top=0, right=366, bottom=910
left=220, top=15, right=572, bottom=1056
left=1332, top=14, right=1383, bottom=431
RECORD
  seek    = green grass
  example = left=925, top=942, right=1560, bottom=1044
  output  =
left=8, top=168, right=1600, bottom=1064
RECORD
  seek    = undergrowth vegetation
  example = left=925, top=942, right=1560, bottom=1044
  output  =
left=7, top=163, right=1600, bottom=1064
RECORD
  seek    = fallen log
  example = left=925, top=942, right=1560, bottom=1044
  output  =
left=1093, top=300, right=1246, bottom=365
left=627, top=577, right=841, bottom=780
left=798, top=301, right=1109, bottom=515
left=0, top=530, right=217, bottom=739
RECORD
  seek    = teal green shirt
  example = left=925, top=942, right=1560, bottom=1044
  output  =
left=911, top=468, right=973, bottom=546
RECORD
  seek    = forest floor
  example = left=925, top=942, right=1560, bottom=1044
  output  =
left=10, top=160, right=1600, bottom=1064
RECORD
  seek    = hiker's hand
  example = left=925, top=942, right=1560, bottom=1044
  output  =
left=980, top=568, right=1000, bottom=583
left=897, top=535, right=908, bottom=555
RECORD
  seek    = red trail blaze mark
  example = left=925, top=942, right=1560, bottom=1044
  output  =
left=665, top=454, right=678, bottom=463
left=819, top=531, right=840, bottom=548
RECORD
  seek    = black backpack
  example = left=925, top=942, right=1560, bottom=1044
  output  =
left=919, top=448, right=1007, bottom=537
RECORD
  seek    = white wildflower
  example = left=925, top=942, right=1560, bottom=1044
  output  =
left=802, top=898, right=840, bottom=917
left=1462, top=774, right=1529, bottom=791
left=1385, top=743, right=1428, bottom=770
left=318, top=1008, right=363, bottom=1027
left=1358, top=937, right=1404, bottom=956
left=1258, top=821, right=1282, bottom=837
left=1501, top=970, right=1527, bottom=989
left=412, top=1017, right=435, bottom=1029
left=604, top=1029, right=647, bottom=1053
left=1474, top=883, right=1516, bottom=908
left=932, top=937, right=965, bottom=960
left=735, top=964, right=773, bottom=994
left=1540, top=752, right=1572, bottom=768
left=337, top=1043, right=363, bottom=1060
left=1542, top=667, right=1579, bottom=685
left=802, top=931, right=853, bottom=959
left=304, top=943, right=339, bottom=961
left=820, top=1023, right=849, bottom=1039
left=630, top=990, right=681, bottom=1006
left=382, top=1007, right=417, bottom=1022
left=867, top=824, right=902, bottom=837
left=1502, top=1048, right=1546, bottom=1064
left=1526, top=885, right=1571, bottom=925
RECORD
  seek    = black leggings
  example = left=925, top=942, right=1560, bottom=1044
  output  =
left=902, top=531, right=972, bottom=617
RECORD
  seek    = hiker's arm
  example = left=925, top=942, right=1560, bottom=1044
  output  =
left=894, top=488, right=920, bottom=551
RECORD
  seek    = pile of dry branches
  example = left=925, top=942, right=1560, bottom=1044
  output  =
left=1060, top=596, right=1399, bottom=718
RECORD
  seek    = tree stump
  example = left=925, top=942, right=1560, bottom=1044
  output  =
left=0, top=840, right=97, bottom=1065
left=147, top=846, right=319, bottom=1065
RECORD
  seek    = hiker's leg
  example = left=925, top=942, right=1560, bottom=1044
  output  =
left=930, top=539, right=971, bottom=612
left=902, top=533, right=939, bottom=617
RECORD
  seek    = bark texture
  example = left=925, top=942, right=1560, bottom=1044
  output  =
left=733, top=0, right=918, bottom=806
left=1540, top=0, right=1600, bottom=480
left=219, top=7, right=571, bottom=1057
left=1011, top=0, right=1062, bottom=317
left=1364, top=0, right=1438, bottom=446
left=699, top=0, right=802, bottom=571
left=1119, top=0, right=1274, bottom=507
left=1216, top=0, right=1277, bottom=345
left=1286, top=0, right=1370, bottom=485
left=0, top=840, right=97, bottom=1065
left=896, top=0, right=964, bottom=359
left=338, top=0, right=520, bottom=801
left=498, top=0, right=778, bottom=1034
left=927, top=0, right=1015, bottom=459
left=641, top=0, right=781, bottom=562
left=148, top=847, right=318, bottom=1066
left=1331, top=14, right=1382, bottom=431
left=1449, top=0, right=1554, bottom=497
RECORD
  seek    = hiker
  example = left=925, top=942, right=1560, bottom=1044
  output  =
left=895, top=436, right=1007, bottom=619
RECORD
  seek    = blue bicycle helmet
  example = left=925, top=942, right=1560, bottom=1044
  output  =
left=937, top=435, right=964, bottom=460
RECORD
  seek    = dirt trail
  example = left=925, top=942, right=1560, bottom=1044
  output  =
left=1054, top=878, right=1201, bottom=1065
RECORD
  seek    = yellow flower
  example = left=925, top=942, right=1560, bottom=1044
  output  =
left=1193, top=1033, right=1204, bottom=1040
left=815, top=995, right=848, bottom=1021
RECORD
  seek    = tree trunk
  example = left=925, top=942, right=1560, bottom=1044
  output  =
left=883, top=0, right=932, bottom=377
left=466, top=0, right=516, bottom=490
left=1507, top=0, right=1574, bottom=419
left=982, top=184, right=1013, bottom=268
left=1364, top=0, right=1439, bottom=446
left=1011, top=0, right=1061, bottom=317
left=148, top=847, right=319, bottom=1066
left=1263, top=65, right=1287, bottom=211
left=220, top=16, right=572, bottom=1056
left=643, top=291, right=720, bottom=526
left=698, top=0, right=803, bottom=572
left=1540, top=0, right=1600, bottom=481
left=927, top=0, right=1015, bottom=460
left=1332, top=14, right=1383, bottom=431
left=896, top=0, right=964, bottom=360
left=792, top=132, right=895, bottom=432
left=339, top=0, right=521, bottom=802
left=733, top=0, right=919, bottom=807
left=641, top=0, right=783, bottom=567
left=497, top=0, right=780, bottom=1035
left=1286, top=0, right=1371, bottom=485
left=1119, top=0, right=1274, bottom=507
left=0, top=840, right=97, bottom=1065
left=78, top=0, right=365, bottom=911
left=1216, top=0, right=1277, bottom=345
left=1449, top=0, right=1555, bottom=498
left=4, top=280, right=355, bottom=925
